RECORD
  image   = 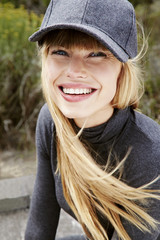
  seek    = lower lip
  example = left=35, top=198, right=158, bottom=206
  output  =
left=59, top=89, right=96, bottom=102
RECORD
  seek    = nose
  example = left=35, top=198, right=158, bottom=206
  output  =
left=66, top=56, right=87, bottom=79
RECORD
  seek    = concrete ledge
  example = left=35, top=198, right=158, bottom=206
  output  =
left=0, top=175, right=35, bottom=212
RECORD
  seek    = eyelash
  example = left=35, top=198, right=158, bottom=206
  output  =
left=51, top=49, right=108, bottom=58
left=89, top=52, right=107, bottom=58
left=51, top=50, right=69, bottom=56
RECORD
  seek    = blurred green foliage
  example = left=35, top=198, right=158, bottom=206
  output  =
left=0, top=3, right=44, bottom=149
left=136, top=1, right=160, bottom=122
left=130, top=0, right=153, bottom=6
left=1, top=0, right=50, bottom=14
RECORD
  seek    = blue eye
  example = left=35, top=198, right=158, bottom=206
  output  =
left=51, top=50, right=69, bottom=56
left=89, top=52, right=107, bottom=57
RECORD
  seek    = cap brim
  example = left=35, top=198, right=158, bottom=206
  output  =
left=29, top=23, right=129, bottom=62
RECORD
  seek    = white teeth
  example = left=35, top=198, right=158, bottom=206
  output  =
left=63, top=88, right=92, bottom=95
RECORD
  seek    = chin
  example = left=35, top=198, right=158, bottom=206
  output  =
left=61, top=109, right=88, bottom=120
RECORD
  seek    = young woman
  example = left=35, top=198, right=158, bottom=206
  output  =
left=25, top=0, right=160, bottom=239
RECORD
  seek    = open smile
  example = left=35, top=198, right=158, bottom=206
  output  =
left=58, top=85, right=97, bottom=102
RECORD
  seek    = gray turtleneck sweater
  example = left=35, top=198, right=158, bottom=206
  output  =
left=25, top=104, right=160, bottom=240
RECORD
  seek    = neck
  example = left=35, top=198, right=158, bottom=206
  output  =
left=74, top=107, right=114, bottom=128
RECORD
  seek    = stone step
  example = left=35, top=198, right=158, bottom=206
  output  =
left=0, top=175, right=83, bottom=239
left=0, top=175, right=35, bottom=212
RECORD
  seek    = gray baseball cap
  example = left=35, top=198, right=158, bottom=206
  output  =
left=29, top=0, right=137, bottom=62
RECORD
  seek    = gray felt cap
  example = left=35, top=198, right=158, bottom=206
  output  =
left=29, top=0, right=137, bottom=62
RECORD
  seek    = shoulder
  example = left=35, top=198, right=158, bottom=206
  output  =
left=132, top=110, right=160, bottom=143
left=129, top=109, right=160, bottom=160
left=36, top=103, right=54, bottom=155
left=123, top=109, right=160, bottom=187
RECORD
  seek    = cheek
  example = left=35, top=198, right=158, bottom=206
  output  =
left=46, top=63, right=57, bottom=82
left=46, top=58, right=63, bottom=83
left=98, top=71, right=119, bottom=89
left=103, top=63, right=122, bottom=85
left=101, top=68, right=121, bottom=99
left=104, top=80, right=117, bottom=101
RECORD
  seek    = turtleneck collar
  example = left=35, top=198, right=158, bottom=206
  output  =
left=73, top=107, right=131, bottom=145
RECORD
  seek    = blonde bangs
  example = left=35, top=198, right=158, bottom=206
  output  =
left=40, top=29, right=107, bottom=51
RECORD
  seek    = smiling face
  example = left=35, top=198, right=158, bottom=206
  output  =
left=43, top=30, right=122, bottom=127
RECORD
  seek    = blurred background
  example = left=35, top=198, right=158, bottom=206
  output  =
left=0, top=1, right=160, bottom=239
left=0, top=0, right=160, bottom=178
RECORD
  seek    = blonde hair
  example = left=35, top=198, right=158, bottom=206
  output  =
left=40, top=29, right=159, bottom=240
